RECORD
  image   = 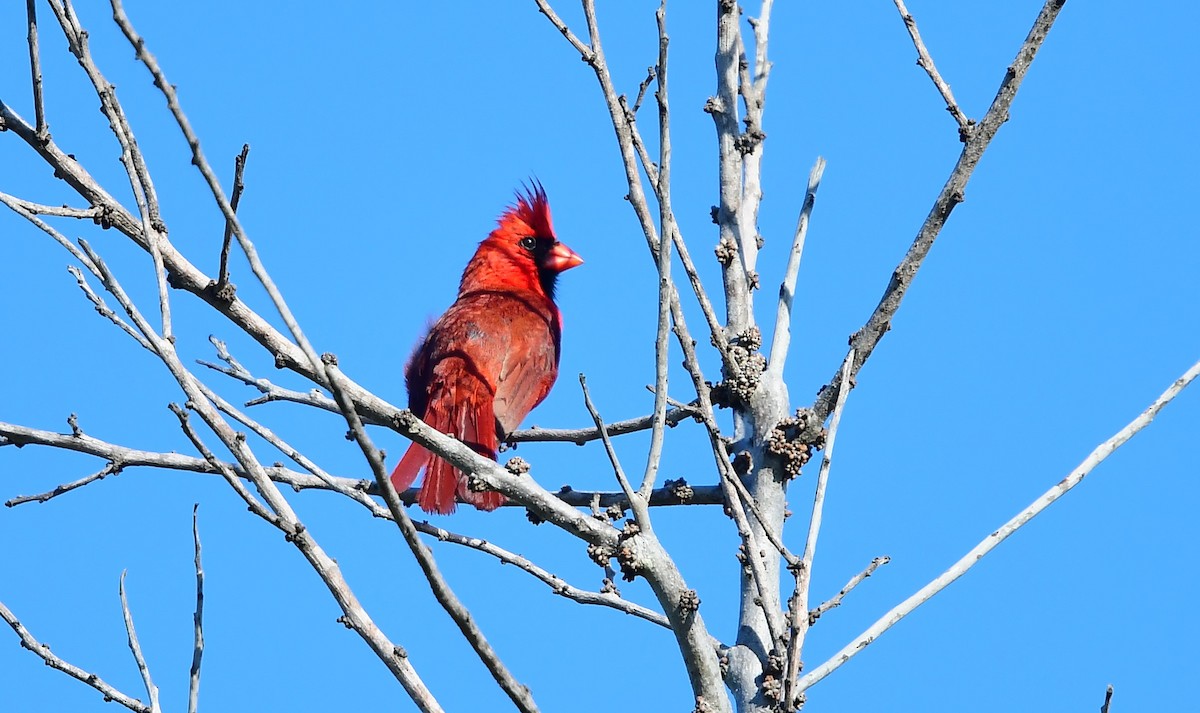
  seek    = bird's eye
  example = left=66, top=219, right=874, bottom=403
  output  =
left=519, top=236, right=538, bottom=251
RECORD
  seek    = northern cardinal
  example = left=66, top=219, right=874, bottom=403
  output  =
left=390, top=184, right=583, bottom=514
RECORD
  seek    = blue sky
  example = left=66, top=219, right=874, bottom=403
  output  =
left=1, top=1, right=1197, bottom=711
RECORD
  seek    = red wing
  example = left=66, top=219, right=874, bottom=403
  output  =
left=491, top=308, right=560, bottom=437
left=417, top=292, right=560, bottom=438
left=399, top=291, right=558, bottom=513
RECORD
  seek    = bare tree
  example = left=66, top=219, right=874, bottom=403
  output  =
left=1, top=1, right=1194, bottom=712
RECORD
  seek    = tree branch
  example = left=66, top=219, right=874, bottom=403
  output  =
left=424, top=521, right=670, bottom=628
left=811, top=0, right=1068, bottom=423
left=0, top=600, right=151, bottom=713
left=580, top=374, right=645, bottom=522
left=118, top=572, right=161, bottom=713
left=188, top=504, right=205, bottom=713
left=712, top=0, right=752, bottom=336
left=110, top=0, right=323, bottom=375
left=325, top=359, right=541, bottom=713
left=0, top=195, right=102, bottom=220
left=892, top=0, right=972, bottom=137
left=49, top=0, right=174, bottom=342
left=797, top=356, right=1200, bottom=694
left=641, top=0, right=674, bottom=499
left=0, top=192, right=97, bottom=276
left=766, top=157, right=826, bottom=380
left=192, top=381, right=670, bottom=627
left=215, top=143, right=249, bottom=294
left=5, top=461, right=120, bottom=506
left=807, top=556, right=890, bottom=625
left=532, top=0, right=741, bottom=387
left=784, top=350, right=853, bottom=709
left=69, top=219, right=447, bottom=711
left=0, top=420, right=723, bottom=510
left=25, top=0, right=48, bottom=141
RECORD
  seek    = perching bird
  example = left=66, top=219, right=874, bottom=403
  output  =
left=390, top=184, right=583, bottom=514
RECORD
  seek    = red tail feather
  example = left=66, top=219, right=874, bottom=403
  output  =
left=389, top=443, right=429, bottom=493
left=416, top=455, right=460, bottom=515
left=394, top=363, right=507, bottom=515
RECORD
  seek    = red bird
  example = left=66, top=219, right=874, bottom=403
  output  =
left=390, top=185, right=583, bottom=514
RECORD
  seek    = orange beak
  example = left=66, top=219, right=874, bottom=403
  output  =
left=545, top=242, right=584, bottom=273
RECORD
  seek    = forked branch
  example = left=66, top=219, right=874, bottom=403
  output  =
left=0, top=600, right=150, bottom=713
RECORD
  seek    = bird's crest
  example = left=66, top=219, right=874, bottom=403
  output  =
left=500, top=180, right=555, bottom=239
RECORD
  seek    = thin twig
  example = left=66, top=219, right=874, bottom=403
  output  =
left=808, top=556, right=890, bottom=624
left=76, top=238, right=166, bottom=363
left=622, top=93, right=659, bottom=184
left=0, top=198, right=101, bottom=219
left=0, top=419, right=723, bottom=510
left=735, top=0, right=774, bottom=299
left=425, top=522, right=670, bottom=628
left=2, top=199, right=148, bottom=357
left=668, top=223, right=739, bottom=375
left=801, top=349, right=854, bottom=574
left=216, top=143, right=249, bottom=292
left=580, top=374, right=646, bottom=523
left=640, top=0, right=673, bottom=500
left=196, top=377, right=357, bottom=497
left=0, top=195, right=150, bottom=351
left=510, top=404, right=701, bottom=444
left=632, top=66, right=656, bottom=115
left=69, top=265, right=156, bottom=351
left=532, top=0, right=594, bottom=59
left=26, top=0, right=48, bottom=141
left=796, top=357, right=1200, bottom=694
left=576, top=367, right=728, bottom=710
left=784, top=350, right=854, bottom=709
left=748, top=0, right=775, bottom=94
left=188, top=504, right=204, bottom=713
left=5, top=462, right=120, bottom=506
left=0, top=192, right=97, bottom=273
left=119, top=572, right=161, bottom=713
left=0, top=600, right=151, bottom=713
left=50, top=0, right=173, bottom=342
left=199, top=340, right=703, bottom=443
left=324, top=358, right=541, bottom=713
left=110, top=0, right=324, bottom=376
left=167, top=403, right=446, bottom=712
left=1100, top=684, right=1114, bottom=713
left=811, top=0, right=1067, bottom=423
left=0, top=97, right=383, bottom=426
left=169, top=404, right=280, bottom=526
left=893, top=0, right=972, bottom=137
left=767, top=157, right=826, bottom=379
left=533, top=0, right=740, bottom=384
